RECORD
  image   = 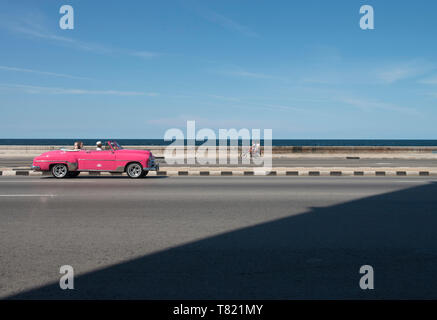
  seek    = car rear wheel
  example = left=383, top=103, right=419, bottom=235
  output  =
left=126, top=163, right=144, bottom=179
left=52, top=164, right=69, bottom=179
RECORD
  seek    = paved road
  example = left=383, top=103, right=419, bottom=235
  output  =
left=1, top=155, right=436, bottom=168
left=1, top=176, right=437, bottom=299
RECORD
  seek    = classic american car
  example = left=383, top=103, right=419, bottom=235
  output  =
left=31, top=141, right=159, bottom=178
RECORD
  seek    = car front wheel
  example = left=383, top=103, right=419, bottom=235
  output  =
left=126, top=163, right=144, bottom=179
left=52, top=164, right=69, bottom=179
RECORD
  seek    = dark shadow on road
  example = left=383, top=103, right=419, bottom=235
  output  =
left=7, top=182, right=437, bottom=299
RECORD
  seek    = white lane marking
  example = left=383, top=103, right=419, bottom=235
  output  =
left=0, top=194, right=56, bottom=197
left=375, top=162, right=393, bottom=165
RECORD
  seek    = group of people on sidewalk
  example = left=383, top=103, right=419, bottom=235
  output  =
left=249, top=142, right=261, bottom=158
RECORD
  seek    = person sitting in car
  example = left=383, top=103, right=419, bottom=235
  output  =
left=96, top=141, right=103, bottom=151
left=73, top=141, right=83, bottom=150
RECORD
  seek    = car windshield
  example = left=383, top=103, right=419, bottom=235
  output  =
left=108, top=141, right=123, bottom=151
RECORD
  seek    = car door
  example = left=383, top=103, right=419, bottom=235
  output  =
left=77, top=150, right=117, bottom=171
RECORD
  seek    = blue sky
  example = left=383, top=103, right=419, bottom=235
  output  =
left=0, top=0, right=437, bottom=139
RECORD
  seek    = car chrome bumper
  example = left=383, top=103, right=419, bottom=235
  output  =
left=32, top=165, right=41, bottom=171
left=143, top=162, right=159, bottom=171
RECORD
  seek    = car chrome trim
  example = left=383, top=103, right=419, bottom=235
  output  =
left=77, top=169, right=115, bottom=172
left=143, top=164, right=159, bottom=171
left=77, top=159, right=142, bottom=162
left=78, top=159, right=114, bottom=161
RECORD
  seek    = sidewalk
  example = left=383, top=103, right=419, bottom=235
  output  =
left=1, top=167, right=436, bottom=177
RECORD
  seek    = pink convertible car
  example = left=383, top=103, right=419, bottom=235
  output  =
left=32, top=141, right=159, bottom=179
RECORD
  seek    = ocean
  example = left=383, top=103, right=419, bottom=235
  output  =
left=1, top=139, right=437, bottom=146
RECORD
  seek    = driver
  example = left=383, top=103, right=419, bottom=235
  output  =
left=96, top=141, right=103, bottom=151
left=73, top=141, right=83, bottom=150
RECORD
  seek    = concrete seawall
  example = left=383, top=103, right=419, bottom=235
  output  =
left=274, top=146, right=437, bottom=153
left=1, top=145, right=437, bottom=157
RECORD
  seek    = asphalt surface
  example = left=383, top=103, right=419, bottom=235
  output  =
left=1, top=155, right=437, bottom=168
left=1, top=176, right=437, bottom=299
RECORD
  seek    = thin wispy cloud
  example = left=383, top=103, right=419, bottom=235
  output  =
left=196, top=7, right=258, bottom=38
left=208, top=95, right=241, bottom=102
left=213, top=67, right=276, bottom=80
left=0, top=84, right=158, bottom=96
left=419, top=76, right=437, bottom=85
left=340, top=97, right=419, bottom=116
left=422, top=77, right=437, bottom=99
left=1, top=13, right=160, bottom=58
left=8, top=21, right=113, bottom=54
left=300, top=75, right=341, bottom=85
left=376, top=61, right=433, bottom=84
left=147, top=115, right=263, bottom=128
left=227, top=70, right=273, bottom=79
left=13, top=25, right=75, bottom=43
left=131, top=51, right=161, bottom=59
left=0, top=65, right=88, bottom=80
left=14, top=25, right=158, bottom=58
left=207, top=94, right=307, bottom=113
left=378, top=67, right=419, bottom=84
left=259, top=104, right=305, bottom=112
left=206, top=12, right=258, bottom=37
